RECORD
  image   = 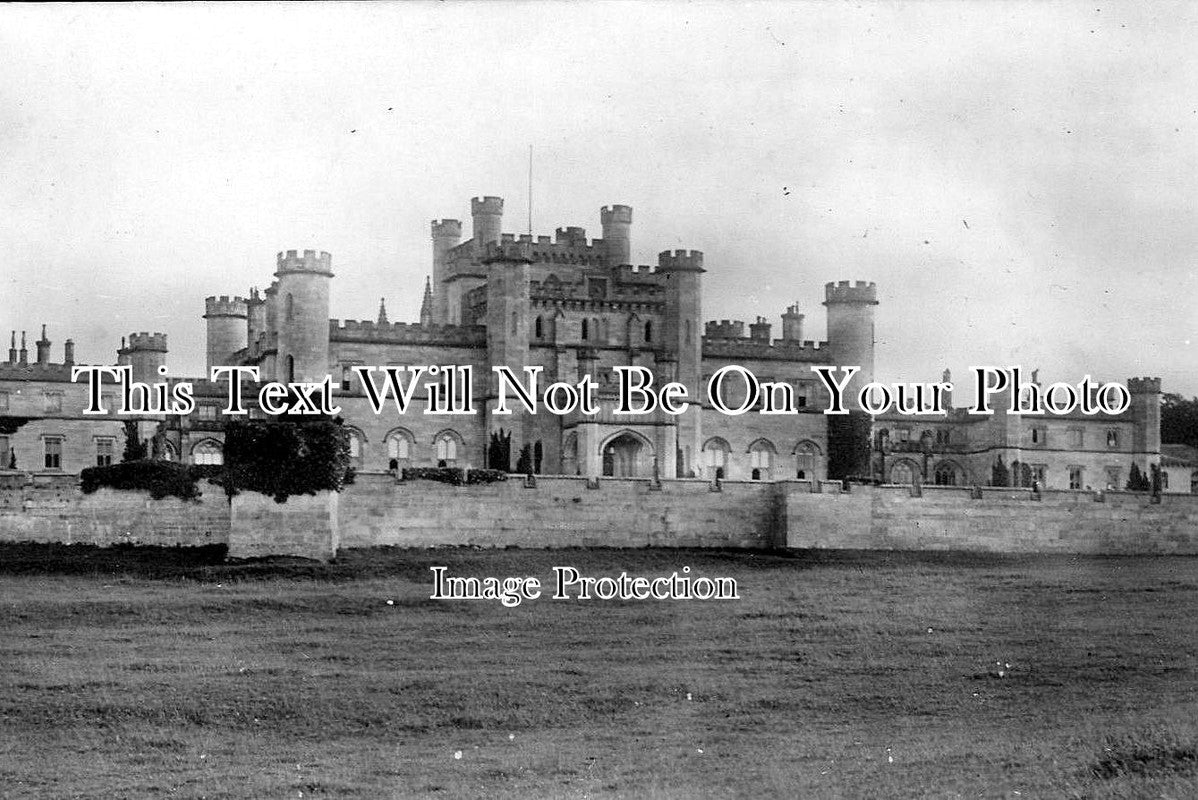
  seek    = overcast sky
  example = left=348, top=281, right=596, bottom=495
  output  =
left=2, top=2, right=1196, bottom=399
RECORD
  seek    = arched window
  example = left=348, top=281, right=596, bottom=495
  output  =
left=703, top=437, right=731, bottom=480
left=286, top=355, right=295, bottom=383
left=748, top=439, right=776, bottom=481
left=434, top=431, right=461, bottom=465
left=890, top=460, right=916, bottom=485
left=161, top=441, right=177, bottom=462
left=192, top=439, right=223, bottom=466
left=534, top=316, right=543, bottom=339
left=644, top=320, right=653, bottom=343
left=386, top=429, right=413, bottom=461
left=511, top=311, right=518, bottom=335
left=795, top=441, right=819, bottom=480
left=934, top=461, right=961, bottom=486
left=346, top=428, right=366, bottom=465
left=285, top=293, right=294, bottom=322
left=581, top=319, right=589, bottom=340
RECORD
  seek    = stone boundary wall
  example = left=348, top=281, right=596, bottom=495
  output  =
left=2, top=473, right=1198, bottom=555
left=337, top=474, right=780, bottom=549
left=0, top=481, right=229, bottom=548
left=785, top=483, right=1198, bottom=554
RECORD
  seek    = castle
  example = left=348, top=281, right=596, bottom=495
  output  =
left=0, top=195, right=1167, bottom=492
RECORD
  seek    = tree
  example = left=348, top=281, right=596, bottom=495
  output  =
left=991, top=456, right=1010, bottom=487
left=1126, top=463, right=1151, bottom=492
left=121, top=420, right=147, bottom=462
left=1161, top=393, right=1198, bottom=448
left=515, top=443, right=533, bottom=475
left=533, top=440, right=543, bottom=474
left=487, top=429, right=511, bottom=472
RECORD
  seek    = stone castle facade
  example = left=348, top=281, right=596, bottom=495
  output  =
left=0, top=194, right=1165, bottom=491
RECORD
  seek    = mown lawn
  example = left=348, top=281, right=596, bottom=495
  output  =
left=1, top=544, right=1197, bottom=799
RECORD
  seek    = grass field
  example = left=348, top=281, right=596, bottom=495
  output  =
left=1, top=544, right=1197, bottom=799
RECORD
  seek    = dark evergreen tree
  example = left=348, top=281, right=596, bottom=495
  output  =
left=487, top=429, right=511, bottom=472
left=991, top=456, right=1010, bottom=487
left=533, top=440, right=543, bottom=474
left=121, top=420, right=147, bottom=462
left=515, top=443, right=533, bottom=475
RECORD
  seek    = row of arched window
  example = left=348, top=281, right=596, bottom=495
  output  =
left=177, top=429, right=467, bottom=469
left=701, top=437, right=823, bottom=481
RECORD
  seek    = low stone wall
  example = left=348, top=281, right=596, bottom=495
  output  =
left=0, top=480, right=229, bottom=547
left=785, top=483, right=1198, bottom=554
left=337, top=474, right=780, bottom=549
left=228, top=491, right=339, bottom=561
left=2, top=472, right=1198, bottom=556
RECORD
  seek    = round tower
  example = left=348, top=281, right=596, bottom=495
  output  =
left=781, top=303, right=805, bottom=342
left=824, top=281, right=878, bottom=407
left=274, top=250, right=333, bottom=383
left=1127, top=377, right=1162, bottom=463
left=471, top=197, right=504, bottom=250
left=203, top=295, right=249, bottom=374
left=122, top=332, right=169, bottom=383
left=823, top=281, right=877, bottom=480
left=431, top=219, right=462, bottom=324
left=600, top=205, right=632, bottom=266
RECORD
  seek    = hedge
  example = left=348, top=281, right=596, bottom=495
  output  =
left=80, top=460, right=212, bottom=501
left=401, top=467, right=508, bottom=486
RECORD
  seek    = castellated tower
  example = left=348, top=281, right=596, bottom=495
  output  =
left=483, top=242, right=533, bottom=462
left=274, top=250, right=333, bottom=383
left=430, top=219, right=462, bottom=324
left=600, top=205, right=632, bottom=266
left=471, top=196, right=504, bottom=248
left=824, top=281, right=878, bottom=408
left=823, top=281, right=877, bottom=480
left=1128, top=377, right=1163, bottom=464
left=119, top=332, right=168, bottom=383
left=781, top=303, right=804, bottom=342
left=659, top=249, right=705, bottom=477
left=203, top=295, right=248, bottom=375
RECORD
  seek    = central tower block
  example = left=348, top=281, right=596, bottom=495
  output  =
left=600, top=205, right=632, bottom=266
left=471, top=196, right=504, bottom=249
left=274, top=250, right=333, bottom=384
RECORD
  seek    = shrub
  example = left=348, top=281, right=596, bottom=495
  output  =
left=465, top=469, right=508, bottom=485
left=80, top=460, right=206, bottom=501
left=402, top=467, right=465, bottom=485
left=222, top=418, right=352, bottom=503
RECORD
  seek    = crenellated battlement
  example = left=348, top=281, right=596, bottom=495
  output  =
left=823, top=280, right=878, bottom=305
left=431, top=219, right=463, bottom=238
left=481, top=241, right=534, bottom=264
left=471, top=196, right=504, bottom=215
left=600, top=205, right=633, bottom=225
left=703, top=337, right=828, bottom=361
left=657, top=249, right=705, bottom=272
left=329, top=318, right=486, bottom=347
left=1127, top=377, right=1162, bottom=394
left=705, top=320, right=745, bottom=339
left=126, top=332, right=168, bottom=352
left=555, top=226, right=587, bottom=246
left=276, top=249, right=333, bottom=276
left=203, top=295, right=248, bottom=318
